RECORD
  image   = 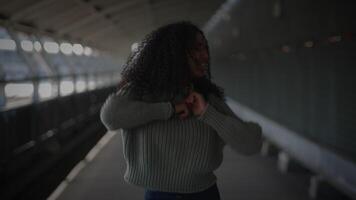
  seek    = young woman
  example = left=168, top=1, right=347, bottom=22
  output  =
left=100, top=21, right=262, bottom=200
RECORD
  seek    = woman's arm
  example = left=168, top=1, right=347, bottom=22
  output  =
left=100, top=87, right=174, bottom=130
left=188, top=93, right=262, bottom=155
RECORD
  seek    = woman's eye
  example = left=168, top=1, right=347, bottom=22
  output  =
left=194, top=46, right=204, bottom=51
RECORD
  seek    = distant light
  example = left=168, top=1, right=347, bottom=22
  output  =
left=131, top=42, right=138, bottom=53
left=38, top=82, right=52, bottom=99
left=304, top=41, right=314, bottom=48
left=272, top=0, right=282, bottom=18
left=44, top=41, right=59, bottom=54
left=21, top=40, right=34, bottom=52
left=60, top=80, right=74, bottom=96
left=203, top=0, right=240, bottom=33
left=0, top=39, right=16, bottom=51
left=75, top=80, right=86, bottom=92
left=328, top=35, right=341, bottom=43
left=84, top=46, right=92, bottom=56
left=60, top=42, right=73, bottom=55
left=5, top=83, right=34, bottom=98
left=73, top=44, right=84, bottom=55
left=281, top=45, right=290, bottom=53
left=34, top=41, right=42, bottom=51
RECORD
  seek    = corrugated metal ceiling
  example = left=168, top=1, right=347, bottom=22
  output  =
left=0, top=0, right=222, bottom=58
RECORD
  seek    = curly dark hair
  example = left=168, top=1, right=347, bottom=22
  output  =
left=119, top=21, right=224, bottom=101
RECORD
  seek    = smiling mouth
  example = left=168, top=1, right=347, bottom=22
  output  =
left=197, top=64, right=207, bottom=74
left=191, top=59, right=208, bottom=75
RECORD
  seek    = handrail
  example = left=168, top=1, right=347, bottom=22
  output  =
left=226, top=97, right=356, bottom=199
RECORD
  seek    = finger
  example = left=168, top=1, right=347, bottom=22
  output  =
left=186, top=102, right=193, bottom=110
left=187, top=95, right=199, bottom=107
left=180, top=107, right=190, bottom=119
left=185, top=94, right=194, bottom=104
left=186, top=92, right=199, bottom=104
left=179, top=111, right=189, bottom=119
left=192, top=92, right=205, bottom=104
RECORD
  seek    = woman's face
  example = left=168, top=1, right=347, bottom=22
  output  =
left=188, top=33, right=209, bottom=78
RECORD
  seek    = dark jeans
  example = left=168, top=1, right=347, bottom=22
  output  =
left=144, top=184, right=221, bottom=200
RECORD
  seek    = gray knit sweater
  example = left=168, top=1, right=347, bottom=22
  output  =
left=100, top=85, right=262, bottom=193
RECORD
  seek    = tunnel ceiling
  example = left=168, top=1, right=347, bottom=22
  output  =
left=0, top=0, right=222, bottom=58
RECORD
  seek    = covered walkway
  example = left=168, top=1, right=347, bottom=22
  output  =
left=53, top=131, right=311, bottom=200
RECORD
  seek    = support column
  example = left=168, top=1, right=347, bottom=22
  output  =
left=309, top=175, right=351, bottom=200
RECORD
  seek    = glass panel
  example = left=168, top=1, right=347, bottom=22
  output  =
left=66, top=54, right=86, bottom=75
left=58, top=40, right=86, bottom=75
left=39, top=36, right=73, bottom=76
left=59, top=78, right=74, bottom=96
left=82, top=56, right=97, bottom=74
left=88, top=75, right=96, bottom=90
left=0, top=26, right=31, bottom=81
left=97, top=73, right=114, bottom=88
left=5, top=82, right=34, bottom=98
left=75, top=76, right=86, bottom=93
left=38, top=79, right=57, bottom=100
left=4, top=82, right=33, bottom=107
left=16, top=32, right=54, bottom=78
left=111, top=71, right=121, bottom=85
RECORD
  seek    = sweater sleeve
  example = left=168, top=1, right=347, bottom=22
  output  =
left=198, top=94, right=263, bottom=155
left=100, top=87, right=174, bottom=131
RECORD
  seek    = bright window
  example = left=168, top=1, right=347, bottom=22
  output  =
left=5, top=82, right=34, bottom=98
left=38, top=81, right=53, bottom=99
left=60, top=79, right=74, bottom=96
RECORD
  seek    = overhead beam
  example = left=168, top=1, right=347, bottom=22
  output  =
left=111, top=4, right=211, bottom=31
left=39, top=4, right=85, bottom=28
left=81, top=24, right=118, bottom=40
left=57, top=0, right=144, bottom=35
left=10, top=0, right=58, bottom=21
left=110, top=0, right=191, bottom=23
left=113, top=17, right=153, bottom=33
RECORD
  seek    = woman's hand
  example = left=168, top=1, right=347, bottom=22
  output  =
left=185, top=91, right=208, bottom=116
left=174, top=102, right=190, bottom=119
